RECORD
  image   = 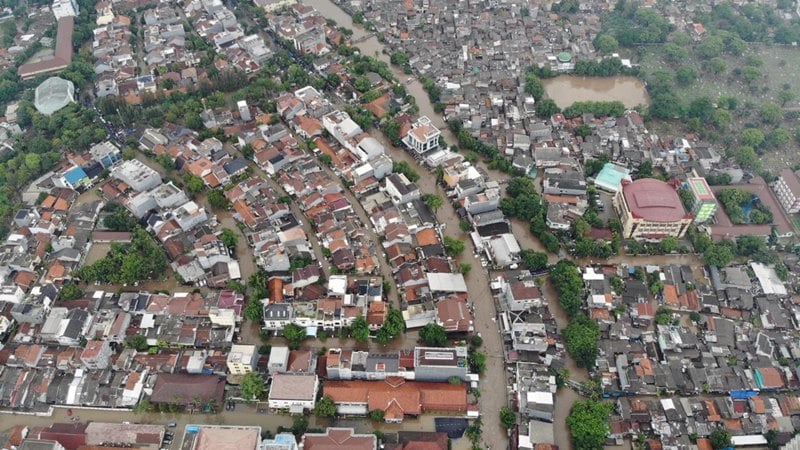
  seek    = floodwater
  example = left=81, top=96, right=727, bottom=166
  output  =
left=543, top=76, right=650, bottom=109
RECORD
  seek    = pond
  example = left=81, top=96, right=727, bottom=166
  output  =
left=542, top=75, right=650, bottom=109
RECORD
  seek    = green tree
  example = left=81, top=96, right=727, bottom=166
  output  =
left=710, top=429, right=732, bottom=450
left=60, top=282, right=84, bottom=301
left=444, top=236, right=466, bottom=256
left=208, top=189, right=230, bottom=209
left=761, top=102, right=783, bottom=125
left=368, top=409, right=385, bottom=422
left=536, top=99, right=561, bottom=118
left=423, top=193, right=444, bottom=213
left=500, top=406, right=516, bottom=430
left=661, top=237, right=678, bottom=253
left=594, top=34, right=619, bottom=54
left=675, top=66, right=696, bottom=85
left=566, top=399, right=614, bottom=450
left=470, top=350, right=488, bottom=374
left=459, top=262, right=472, bottom=275
left=291, top=416, right=309, bottom=436
left=184, top=174, right=204, bottom=196
left=697, top=35, right=724, bottom=58
left=710, top=57, right=727, bottom=74
left=283, top=323, right=307, bottom=347
left=550, top=260, right=584, bottom=318
left=133, top=397, right=154, bottom=414
left=220, top=228, right=239, bottom=249
left=419, top=323, right=447, bottom=347
left=240, top=372, right=264, bottom=401
left=351, top=316, right=370, bottom=342
left=563, top=314, right=600, bottom=368
left=244, top=297, right=263, bottom=323
left=704, top=244, right=734, bottom=268
left=354, top=76, right=372, bottom=92
left=520, top=249, right=548, bottom=271
left=730, top=146, right=760, bottom=171
left=314, top=395, right=337, bottom=417
left=766, top=128, right=792, bottom=148
left=126, top=334, right=149, bottom=351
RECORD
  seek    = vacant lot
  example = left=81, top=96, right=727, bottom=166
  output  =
left=83, top=242, right=112, bottom=266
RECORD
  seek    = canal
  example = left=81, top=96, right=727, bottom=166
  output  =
left=542, top=75, right=650, bottom=109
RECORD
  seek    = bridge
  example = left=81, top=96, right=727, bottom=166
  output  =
left=351, top=32, right=376, bottom=45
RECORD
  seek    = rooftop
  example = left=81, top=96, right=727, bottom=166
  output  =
left=622, top=179, right=687, bottom=222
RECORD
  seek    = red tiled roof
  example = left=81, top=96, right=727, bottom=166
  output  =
left=622, top=179, right=687, bottom=222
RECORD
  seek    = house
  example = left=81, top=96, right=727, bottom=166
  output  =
left=300, top=428, right=376, bottom=450
left=386, top=432, right=448, bottom=450
left=413, top=346, right=469, bottom=382
left=773, top=168, right=800, bottom=214
left=80, top=340, right=112, bottom=369
left=402, top=116, right=441, bottom=155
left=149, top=374, right=226, bottom=408
left=502, top=278, right=544, bottom=312
left=263, top=303, right=293, bottom=331
left=436, top=295, right=473, bottom=333
left=267, top=373, right=319, bottom=413
left=323, top=377, right=467, bottom=422
left=227, top=344, right=257, bottom=375
left=384, top=173, right=420, bottom=205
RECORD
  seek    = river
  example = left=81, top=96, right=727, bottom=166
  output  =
left=543, top=75, right=650, bottom=109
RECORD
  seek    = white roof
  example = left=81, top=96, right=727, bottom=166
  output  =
left=750, top=262, right=787, bottom=296
left=328, top=275, right=348, bottom=296
left=583, top=267, right=605, bottom=281
left=731, top=435, right=768, bottom=446
left=525, top=391, right=553, bottom=405
left=140, top=313, right=155, bottom=329
left=426, top=273, right=468, bottom=292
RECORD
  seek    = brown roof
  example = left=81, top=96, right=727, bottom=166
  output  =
left=324, top=378, right=467, bottom=418
left=19, top=17, right=74, bottom=79
left=302, top=428, right=376, bottom=450
left=149, top=374, right=225, bottom=405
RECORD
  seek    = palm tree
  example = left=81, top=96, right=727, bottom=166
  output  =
left=205, top=399, right=217, bottom=413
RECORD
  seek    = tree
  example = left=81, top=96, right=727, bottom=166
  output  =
left=566, top=399, right=614, bottom=450
left=675, top=66, right=696, bottom=85
left=704, top=244, right=733, bottom=268
left=536, top=99, right=561, bottom=118
left=314, top=396, right=336, bottom=417
left=419, top=323, right=447, bottom=347
left=60, top=282, right=84, bottom=301
left=244, top=297, right=263, bottom=322
left=730, top=146, right=760, bottom=171
left=710, top=429, right=732, bottom=450
left=520, top=249, right=548, bottom=271
left=133, top=397, right=154, bottom=414
left=351, top=316, right=370, bottom=342
left=459, top=262, right=472, bottom=275
left=760, top=102, right=783, bottom=125
left=563, top=314, right=600, bottom=368
left=291, top=416, right=309, bottom=437
left=661, top=237, right=678, bottom=253
left=240, top=372, right=264, bottom=401
left=207, top=189, right=230, bottom=209
left=220, top=228, right=239, bottom=249
left=697, top=35, right=724, bottom=58
left=500, top=406, right=516, bottom=430
left=470, top=350, right=488, bottom=374
left=368, top=410, right=385, bottom=422
left=126, top=334, right=149, bottom=351
left=594, top=34, right=619, bottom=54
left=710, top=57, right=727, bottom=74
left=354, top=76, right=372, bottom=92
left=443, top=236, right=465, bottom=256
left=184, top=174, right=204, bottom=196
left=423, top=193, right=444, bottom=213
left=283, top=323, right=307, bottom=347
left=103, top=203, right=138, bottom=231
left=766, top=128, right=792, bottom=148
left=550, top=260, right=584, bottom=318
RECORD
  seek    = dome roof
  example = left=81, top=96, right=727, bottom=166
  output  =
left=34, top=76, right=75, bottom=115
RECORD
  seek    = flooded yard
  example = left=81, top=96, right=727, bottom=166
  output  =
left=543, top=75, right=650, bottom=109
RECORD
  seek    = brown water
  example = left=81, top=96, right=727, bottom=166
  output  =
left=543, top=76, right=650, bottom=109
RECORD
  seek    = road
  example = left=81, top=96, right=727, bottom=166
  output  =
left=317, top=163, right=400, bottom=304
left=370, top=129, right=509, bottom=448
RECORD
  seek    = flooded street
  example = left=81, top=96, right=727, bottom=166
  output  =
left=543, top=75, right=650, bottom=109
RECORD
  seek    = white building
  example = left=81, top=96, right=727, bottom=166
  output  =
left=268, top=346, right=290, bottom=373
left=237, top=100, right=251, bottom=122
left=111, top=159, right=162, bottom=192
left=322, top=110, right=362, bottom=152
left=267, top=373, right=319, bottom=413
left=227, top=344, right=257, bottom=375
left=52, top=0, right=79, bottom=19
left=254, top=0, right=297, bottom=12
left=402, top=116, right=441, bottom=155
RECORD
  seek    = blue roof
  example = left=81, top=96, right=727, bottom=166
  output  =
left=595, top=162, right=631, bottom=191
left=64, top=166, right=89, bottom=186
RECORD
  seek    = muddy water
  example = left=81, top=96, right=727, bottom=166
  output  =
left=543, top=76, right=650, bottom=109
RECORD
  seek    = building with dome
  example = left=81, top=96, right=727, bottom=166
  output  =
left=34, top=77, right=75, bottom=116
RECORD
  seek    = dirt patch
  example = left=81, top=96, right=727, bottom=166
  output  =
left=83, top=242, right=112, bottom=266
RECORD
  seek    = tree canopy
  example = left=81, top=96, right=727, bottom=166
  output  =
left=567, top=399, right=614, bottom=450
left=419, top=323, right=447, bottom=347
left=240, top=372, right=265, bottom=401
left=78, top=228, right=168, bottom=285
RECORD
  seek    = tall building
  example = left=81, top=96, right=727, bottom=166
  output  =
left=773, top=168, right=800, bottom=214
left=226, top=344, right=257, bottom=375
left=402, top=116, right=441, bottom=155
left=685, top=177, right=718, bottom=223
left=615, top=179, right=692, bottom=240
